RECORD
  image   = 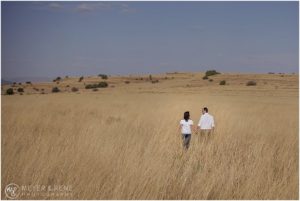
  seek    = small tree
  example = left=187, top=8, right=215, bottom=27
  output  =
left=149, top=74, right=152, bottom=80
left=202, top=76, right=208, bottom=80
left=219, top=80, right=226, bottom=85
left=6, top=88, right=14, bottom=95
left=78, top=76, right=84, bottom=82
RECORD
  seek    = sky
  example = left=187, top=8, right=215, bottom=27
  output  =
left=1, top=1, right=299, bottom=80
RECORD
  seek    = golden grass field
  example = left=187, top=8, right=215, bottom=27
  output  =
left=1, top=72, right=299, bottom=199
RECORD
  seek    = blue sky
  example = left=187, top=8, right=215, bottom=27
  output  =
left=2, top=1, right=299, bottom=79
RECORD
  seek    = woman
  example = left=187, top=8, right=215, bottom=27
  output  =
left=179, top=111, right=194, bottom=149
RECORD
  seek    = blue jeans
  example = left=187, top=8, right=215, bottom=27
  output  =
left=182, top=134, right=191, bottom=149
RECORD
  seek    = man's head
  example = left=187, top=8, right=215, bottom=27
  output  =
left=202, top=107, right=208, bottom=114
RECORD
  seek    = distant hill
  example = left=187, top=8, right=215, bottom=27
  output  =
left=2, top=76, right=52, bottom=83
left=1, top=79, right=13, bottom=85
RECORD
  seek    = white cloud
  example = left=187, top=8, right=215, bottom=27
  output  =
left=119, top=3, right=137, bottom=13
left=75, top=2, right=136, bottom=13
left=48, top=2, right=63, bottom=9
left=76, top=3, right=94, bottom=12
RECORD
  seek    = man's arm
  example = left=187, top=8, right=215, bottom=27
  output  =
left=211, top=116, right=215, bottom=131
left=198, top=116, right=203, bottom=131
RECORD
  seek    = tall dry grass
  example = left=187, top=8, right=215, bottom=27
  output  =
left=1, top=91, right=298, bottom=199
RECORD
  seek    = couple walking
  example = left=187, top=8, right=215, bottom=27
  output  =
left=179, top=107, right=215, bottom=149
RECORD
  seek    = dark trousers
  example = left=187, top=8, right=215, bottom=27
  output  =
left=182, top=134, right=191, bottom=149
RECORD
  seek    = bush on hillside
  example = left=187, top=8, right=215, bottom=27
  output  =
left=17, top=88, right=24, bottom=93
left=6, top=88, right=14, bottom=95
left=85, top=82, right=108, bottom=89
left=52, top=87, right=60, bottom=93
left=53, top=77, right=61, bottom=82
left=71, top=87, right=79, bottom=92
left=219, top=80, right=226, bottom=85
left=98, top=74, right=108, bottom=79
left=246, top=81, right=257, bottom=86
left=205, top=70, right=220, bottom=77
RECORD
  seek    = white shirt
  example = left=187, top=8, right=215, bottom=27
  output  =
left=180, top=119, right=193, bottom=134
left=198, top=113, right=215, bottom=129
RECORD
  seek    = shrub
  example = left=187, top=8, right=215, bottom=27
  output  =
left=92, top=88, right=99, bottom=91
left=66, top=85, right=70, bottom=87
left=209, top=79, right=213, bottom=82
left=78, top=76, right=84, bottom=82
left=17, top=88, right=24, bottom=93
left=52, top=87, right=60, bottom=93
left=149, top=75, right=152, bottom=80
left=26, top=81, right=32, bottom=84
left=6, top=88, right=14, bottom=95
left=205, top=70, right=220, bottom=76
left=246, top=81, right=257, bottom=86
left=202, top=76, right=208, bottom=80
left=85, top=82, right=108, bottom=89
left=98, top=82, right=108, bottom=88
left=71, top=87, right=79, bottom=92
left=124, top=81, right=130, bottom=84
left=85, top=84, right=94, bottom=89
left=151, top=80, right=159, bottom=84
left=98, top=74, right=108, bottom=79
left=219, top=80, right=226, bottom=85
left=18, top=82, right=22, bottom=85
left=268, top=72, right=275, bottom=74
left=53, top=77, right=61, bottom=82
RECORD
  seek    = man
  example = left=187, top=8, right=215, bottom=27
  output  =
left=197, top=107, right=215, bottom=142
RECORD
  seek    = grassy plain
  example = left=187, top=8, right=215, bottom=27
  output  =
left=1, top=72, right=298, bottom=199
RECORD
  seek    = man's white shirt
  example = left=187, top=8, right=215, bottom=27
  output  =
left=198, top=113, right=215, bottom=129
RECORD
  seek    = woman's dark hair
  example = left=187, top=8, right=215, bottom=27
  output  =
left=184, top=111, right=190, bottom=122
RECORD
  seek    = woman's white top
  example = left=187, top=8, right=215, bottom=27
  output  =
left=180, top=119, right=193, bottom=134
